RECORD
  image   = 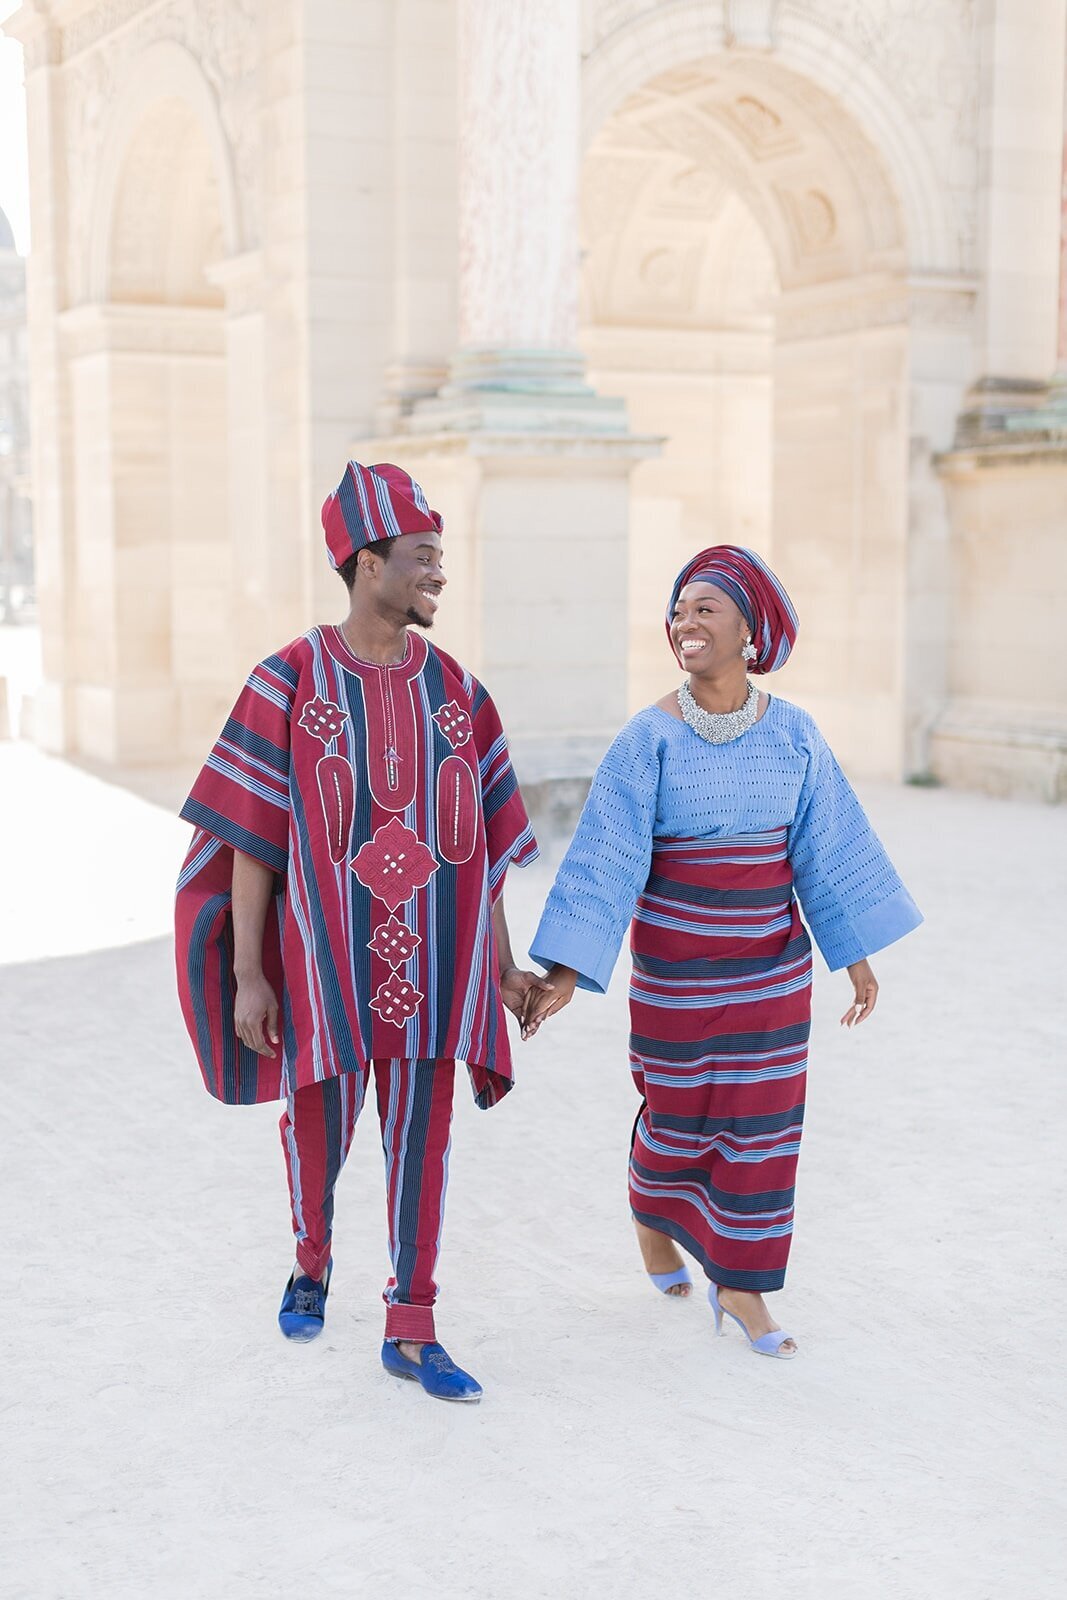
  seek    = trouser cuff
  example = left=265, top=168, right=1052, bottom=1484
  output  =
left=296, top=1243, right=331, bottom=1282
left=384, top=1302, right=436, bottom=1342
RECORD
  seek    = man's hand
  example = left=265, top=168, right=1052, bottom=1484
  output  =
left=522, top=964, right=578, bottom=1039
left=841, top=958, right=878, bottom=1028
left=498, top=966, right=555, bottom=1039
left=234, top=970, right=280, bottom=1057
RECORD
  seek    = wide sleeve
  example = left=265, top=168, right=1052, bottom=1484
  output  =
left=179, top=653, right=296, bottom=873
left=470, top=678, right=539, bottom=900
left=529, top=723, right=660, bottom=994
left=788, top=722, right=922, bottom=972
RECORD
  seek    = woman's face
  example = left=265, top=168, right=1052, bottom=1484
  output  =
left=670, top=581, right=749, bottom=673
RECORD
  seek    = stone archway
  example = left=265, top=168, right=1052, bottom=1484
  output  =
left=580, top=49, right=914, bottom=775
left=66, top=53, right=237, bottom=764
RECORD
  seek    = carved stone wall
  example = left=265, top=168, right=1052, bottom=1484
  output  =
left=582, top=0, right=981, bottom=275
left=54, top=0, right=260, bottom=308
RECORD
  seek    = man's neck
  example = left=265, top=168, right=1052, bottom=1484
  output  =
left=340, top=605, right=409, bottom=666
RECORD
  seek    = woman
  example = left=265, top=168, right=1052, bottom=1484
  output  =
left=524, top=546, right=921, bottom=1358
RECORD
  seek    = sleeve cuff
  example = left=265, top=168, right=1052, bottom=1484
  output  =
left=528, top=918, right=621, bottom=995
left=818, top=887, right=924, bottom=972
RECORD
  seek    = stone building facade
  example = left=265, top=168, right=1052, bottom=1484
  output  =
left=0, top=203, right=33, bottom=620
left=5, top=0, right=1067, bottom=799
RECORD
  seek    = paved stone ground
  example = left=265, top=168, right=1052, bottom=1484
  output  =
left=2, top=744, right=1064, bottom=1600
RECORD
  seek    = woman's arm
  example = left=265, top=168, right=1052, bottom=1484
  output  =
left=528, top=722, right=662, bottom=998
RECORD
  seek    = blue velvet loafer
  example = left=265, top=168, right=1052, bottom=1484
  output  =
left=278, top=1263, right=331, bottom=1342
left=380, top=1340, right=483, bottom=1402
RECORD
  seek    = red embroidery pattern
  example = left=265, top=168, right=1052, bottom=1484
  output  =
left=369, top=976, right=424, bottom=1027
left=299, top=696, right=348, bottom=744
left=349, top=817, right=439, bottom=912
left=432, top=699, right=473, bottom=749
left=367, top=915, right=422, bottom=970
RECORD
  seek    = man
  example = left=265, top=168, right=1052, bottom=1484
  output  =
left=175, top=461, right=549, bottom=1402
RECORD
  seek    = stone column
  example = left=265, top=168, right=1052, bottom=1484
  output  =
left=369, top=0, right=657, bottom=806
left=415, top=0, right=625, bottom=432
left=957, top=0, right=1067, bottom=439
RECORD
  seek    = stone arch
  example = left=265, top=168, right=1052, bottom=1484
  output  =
left=88, top=40, right=240, bottom=304
left=63, top=41, right=239, bottom=764
left=581, top=2, right=956, bottom=277
left=581, top=42, right=919, bottom=775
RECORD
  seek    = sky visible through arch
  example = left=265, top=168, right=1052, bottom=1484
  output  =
left=0, top=0, right=29, bottom=254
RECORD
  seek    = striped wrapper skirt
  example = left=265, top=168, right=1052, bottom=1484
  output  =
left=628, top=829, right=812, bottom=1293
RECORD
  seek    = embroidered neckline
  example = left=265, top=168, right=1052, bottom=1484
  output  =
left=320, top=625, right=427, bottom=680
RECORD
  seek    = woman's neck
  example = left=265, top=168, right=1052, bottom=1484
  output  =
left=686, top=669, right=750, bottom=714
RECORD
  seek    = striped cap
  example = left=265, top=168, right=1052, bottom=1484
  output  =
left=321, top=461, right=443, bottom=569
left=666, top=545, right=799, bottom=674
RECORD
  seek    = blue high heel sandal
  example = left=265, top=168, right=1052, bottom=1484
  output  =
left=648, top=1266, right=693, bottom=1296
left=709, top=1282, right=797, bottom=1359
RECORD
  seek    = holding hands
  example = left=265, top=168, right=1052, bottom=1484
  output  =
left=498, top=965, right=557, bottom=1039
left=520, top=963, right=578, bottom=1040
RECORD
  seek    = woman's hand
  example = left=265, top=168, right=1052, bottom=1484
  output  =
left=841, top=959, right=878, bottom=1028
left=522, top=964, right=579, bottom=1038
left=234, top=970, right=280, bottom=1057
left=499, top=966, right=556, bottom=1037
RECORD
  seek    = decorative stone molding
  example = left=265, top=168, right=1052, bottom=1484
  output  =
left=57, top=301, right=226, bottom=358
left=774, top=275, right=909, bottom=340
left=581, top=0, right=966, bottom=275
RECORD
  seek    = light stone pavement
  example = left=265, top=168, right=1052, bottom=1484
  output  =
left=2, top=743, right=1064, bottom=1600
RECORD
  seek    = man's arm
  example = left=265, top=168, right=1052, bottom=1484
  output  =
left=492, top=894, right=554, bottom=1040
left=232, top=849, right=279, bottom=1057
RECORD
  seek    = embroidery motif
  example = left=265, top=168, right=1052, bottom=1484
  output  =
left=436, top=755, right=478, bottom=865
left=350, top=817, right=439, bottom=911
left=316, top=755, right=355, bottom=864
left=369, top=976, right=424, bottom=1027
left=432, top=699, right=473, bottom=749
left=299, top=696, right=348, bottom=744
left=367, top=915, right=422, bottom=970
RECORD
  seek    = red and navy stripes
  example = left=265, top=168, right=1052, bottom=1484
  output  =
left=628, top=830, right=811, bottom=1293
left=175, top=629, right=537, bottom=1108
left=281, top=1059, right=455, bottom=1342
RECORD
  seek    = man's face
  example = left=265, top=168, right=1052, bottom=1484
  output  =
left=375, top=531, right=446, bottom=628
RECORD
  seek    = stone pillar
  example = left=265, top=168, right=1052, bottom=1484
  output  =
left=376, top=0, right=657, bottom=804
left=5, top=9, right=72, bottom=753
left=957, top=0, right=1067, bottom=439
left=414, top=0, right=625, bottom=432
left=377, top=0, right=458, bottom=429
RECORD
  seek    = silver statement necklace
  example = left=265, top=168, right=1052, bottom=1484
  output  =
left=678, top=677, right=760, bottom=744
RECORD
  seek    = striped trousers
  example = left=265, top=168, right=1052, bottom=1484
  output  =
left=280, top=1058, right=454, bottom=1342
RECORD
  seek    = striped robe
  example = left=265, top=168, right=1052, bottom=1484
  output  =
left=175, top=626, right=537, bottom=1108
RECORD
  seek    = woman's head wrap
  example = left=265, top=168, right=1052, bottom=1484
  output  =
left=321, top=460, right=443, bottom=569
left=665, top=545, right=799, bottom=674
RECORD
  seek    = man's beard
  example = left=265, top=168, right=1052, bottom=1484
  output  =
left=405, top=605, right=434, bottom=630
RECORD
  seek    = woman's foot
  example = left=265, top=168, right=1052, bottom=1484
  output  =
left=634, top=1218, right=692, bottom=1296
left=716, top=1287, right=797, bottom=1355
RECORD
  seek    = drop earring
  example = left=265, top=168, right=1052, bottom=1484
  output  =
left=742, top=638, right=757, bottom=663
